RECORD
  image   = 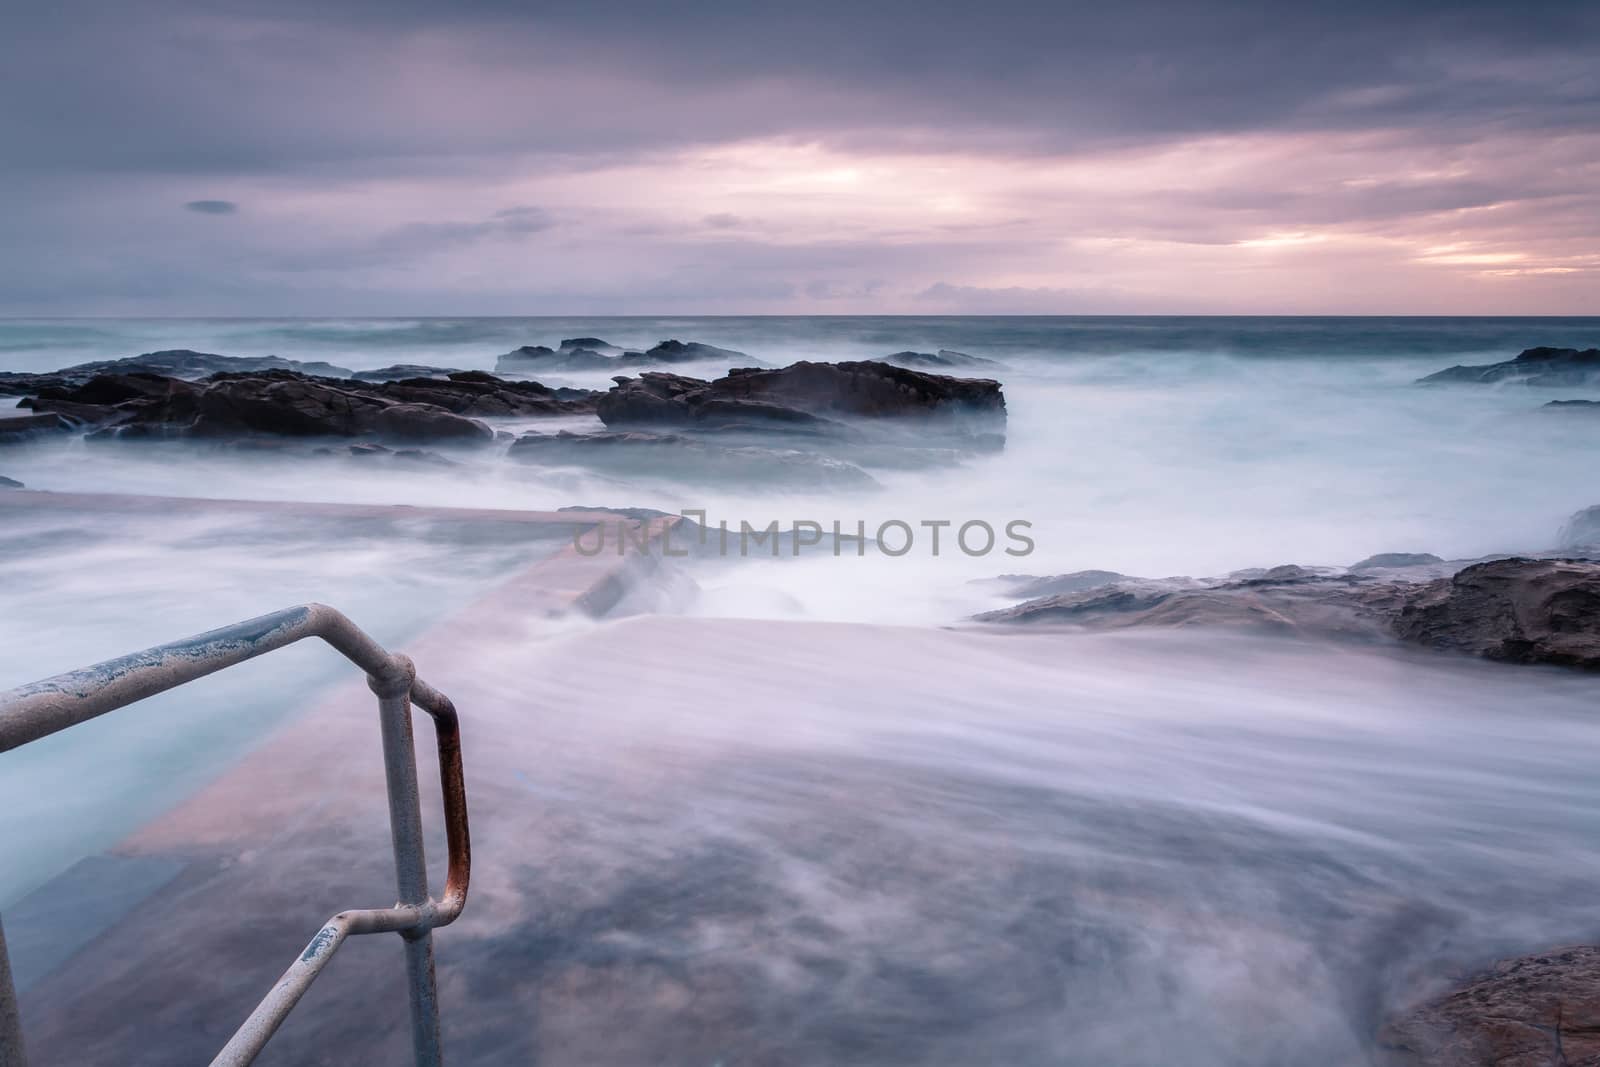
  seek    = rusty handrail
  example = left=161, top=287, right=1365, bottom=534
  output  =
left=0, top=604, right=471, bottom=1067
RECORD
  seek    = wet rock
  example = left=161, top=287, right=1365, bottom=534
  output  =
left=1560, top=506, right=1600, bottom=548
left=978, top=570, right=1135, bottom=599
left=371, top=403, right=493, bottom=445
left=559, top=337, right=622, bottom=355
left=1378, top=945, right=1600, bottom=1066
left=0, top=349, right=355, bottom=387
left=880, top=349, right=1003, bottom=369
left=495, top=339, right=753, bottom=377
left=0, top=412, right=78, bottom=445
left=1390, top=558, right=1600, bottom=669
left=1545, top=399, right=1600, bottom=412
left=0, top=475, right=22, bottom=488
left=973, top=572, right=1405, bottom=635
left=1352, top=553, right=1446, bottom=571
left=509, top=430, right=877, bottom=490
left=1418, top=346, right=1600, bottom=387
left=373, top=371, right=595, bottom=416
left=351, top=364, right=462, bottom=381
left=636, top=339, right=748, bottom=364
left=599, top=362, right=1005, bottom=429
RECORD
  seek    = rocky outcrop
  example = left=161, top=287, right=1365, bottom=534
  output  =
left=599, top=362, right=1006, bottom=429
left=976, top=557, right=1600, bottom=670
left=508, top=429, right=877, bottom=489
left=16, top=368, right=592, bottom=448
left=879, top=349, right=1002, bottom=370
left=1560, top=506, right=1600, bottom=548
left=1418, top=346, right=1600, bottom=387
left=351, top=364, right=462, bottom=381
left=0, top=349, right=354, bottom=389
left=494, top=339, right=754, bottom=377
left=1379, top=946, right=1600, bottom=1066
left=0, top=474, right=22, bottom=488
left=1350, top=552, right=1446, bottom=571
left=0, top=412, right=78, bottom=445
left=1390, top=558, right=1600, bottom=669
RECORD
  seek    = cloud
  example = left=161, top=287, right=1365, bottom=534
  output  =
left=704, top=213, right=744, bottom=229
left=184, top=200, right=238, bottom=215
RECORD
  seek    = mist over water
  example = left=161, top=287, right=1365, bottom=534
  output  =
left=4, top=316, right=1600, bottom=1062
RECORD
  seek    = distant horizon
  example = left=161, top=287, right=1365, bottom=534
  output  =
left=5, top=313, right=1600, bottom=322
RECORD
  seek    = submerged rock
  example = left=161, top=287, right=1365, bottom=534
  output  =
left=1418, top=346, right=1600, bottom=387
left=1379, top=945, right=1600, bottom=1066
left=509, top=429, right=877, bottom=490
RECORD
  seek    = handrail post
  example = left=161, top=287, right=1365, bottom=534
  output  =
left=370, top=659, right=443, bottom=1067
left=0, top=914, right=29, bottom=1067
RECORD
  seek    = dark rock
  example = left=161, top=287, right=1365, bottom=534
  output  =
left=351, top=364, right=462, bottom=382
left=1546, top=399, right=1600, bottom=411
left=598, top=362, right=1005, bottom=430
left=17, top=368, right=588, bottom=447
left=1390, top=558, right=1600, bottom=669
left=973, top=573, right=1407, bottom=635
left=371, top=404, right=493, bottom=445
left=1378, top=945, right=1600, bottom=1066
left=559, top=337, right=621, bottom=354
left=1418, top=346, right=1600, bottom=387
left=0, top=412, right=77, bottom=445
left=880, top=349, right=1002, bottom=369
left=1560, top=506, right=1600, bottom=548
left=0, top=349, right=355, bottom=387
left=980, top=570, right=1134, bottom=599
left=635, top=339, right=748, bottom=364
left=509, top=430, right=877, bottom=490
left=0, top=475, right=22, bottom=488
left=496, top=339, right=754, bottom=376
left=1351, top=552, right=1445, bottom=571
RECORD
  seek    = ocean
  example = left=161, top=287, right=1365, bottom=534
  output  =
left=3, top=315, right=1600, bottom=1064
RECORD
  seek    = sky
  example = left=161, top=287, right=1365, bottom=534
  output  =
left=1, top=0, right=1597, bottom=316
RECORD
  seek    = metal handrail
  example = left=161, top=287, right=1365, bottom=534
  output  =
left=0, top=604, right=471, bottom=1067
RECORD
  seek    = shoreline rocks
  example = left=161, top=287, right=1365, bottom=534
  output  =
left=1379, top=946, right=1600, bottom=1066
left=495, top=338, right=754, bottom=377
left=1418, top=346, right=1600, bottom=387
left=976, top=555, right=1600, bottom=670
left=13, top=369, right=597, bottom=448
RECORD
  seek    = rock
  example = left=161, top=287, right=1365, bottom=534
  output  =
left=351, top=364, right=462, bottom=382
left=1378, top=945, right=1600, bottom=1066
left=495, top=339, right=752, bottom=377
left=508, top=430, right=877, bottom=490
left=0, top=475, right=22, bottom=488
left=1545, top=399, right=1600, bottom=411
left=0, top=349, right=355, bottom=387
left=0, top=412, right=77, bottom=445
left=980, top=570, right=1134, bottom=599
left=880, top=349, right=1002, bottom=369
left=634, top=339, right=748, bottom=364
left=973, top=572, right=1406, bottom=635
left=1390, top=558, right=1600, bottom=669
left=1418, top=346, right=1600, bottom=387
left=598, top=362, right=1005, bottom=430
left=559, top=337, right=621, bottom=354
left=1352, top=553, right=1446, bottom=571
left=17, top=368, right=588, bottom=447
left=371, top=404, right=492, bottom=445
left=496, top=345, right=617, bottom=375
left=1560, top=506, right=1600, bottom=548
